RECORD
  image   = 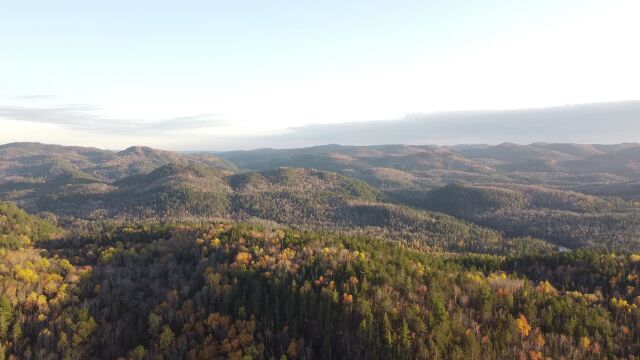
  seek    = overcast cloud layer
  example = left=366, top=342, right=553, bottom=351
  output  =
left=1, top=100, right=639, bottom=150
left=188, top=101, right=640, bottom=150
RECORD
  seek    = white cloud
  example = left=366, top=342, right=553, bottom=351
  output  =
left=0, top=104, right=226, bottom=135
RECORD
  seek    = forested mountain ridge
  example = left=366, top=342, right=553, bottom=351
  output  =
left=5, top=141, right=640, bottom=190
left=8, top=163, right=533, bottom=255
left=219, top=144, right=494, bottom=189
left=0, top=142, right=236, bottom=184
left=3, top=142, right=640, bottom=253
left=391, top=183, right=640, bottom=250
left=216, top=143, right=640, bottom=252
left=219, top=142, right=640, bottom=188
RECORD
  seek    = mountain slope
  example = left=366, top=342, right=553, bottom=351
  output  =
left=561, top=145, right=640, bottom=177
left=393, top=182, right=634, bottom=249
left=0, top=142, right=236, bottom=183
left=4, top=164, right=543, bottom=254
left=456, top=142, right=580, bottom=163
left=0, top=201, right=60, bottom=248
left=219, top=144, right=496, bottom=189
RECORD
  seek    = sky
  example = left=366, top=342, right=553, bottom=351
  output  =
left=1, top=0, right=639, bottom=150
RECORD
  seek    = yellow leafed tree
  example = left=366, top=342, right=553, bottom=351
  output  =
left=515, top=314, right=531, bottom=337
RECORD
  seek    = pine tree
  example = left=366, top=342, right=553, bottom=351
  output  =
left=0, top=296, right=13, bottom=340
left=399, top=319, right=411, bottom=359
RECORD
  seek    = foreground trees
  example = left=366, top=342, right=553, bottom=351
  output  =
left=0, top=217, right=639, bottom=359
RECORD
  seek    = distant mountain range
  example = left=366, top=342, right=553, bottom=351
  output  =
left=218, top=141, right=640, bottom=187
left=0, top=142, right=236, bottom=183
left=2, top=141, right=640, bottom=252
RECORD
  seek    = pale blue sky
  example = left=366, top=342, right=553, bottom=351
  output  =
left=1, top=0, right=639, bottom=149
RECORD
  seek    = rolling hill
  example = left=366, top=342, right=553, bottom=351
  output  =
left=0, top=142, right=236, bottom=183
left=392, top=182, right=635, bottom=249
left=2, top=160, right=549, bottom=254
left=2, top=142, right=640, bottom=253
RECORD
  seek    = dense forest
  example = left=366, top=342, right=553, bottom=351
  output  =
left=2, top=142, right=640, bottom=358
left=2, top=206, right=640, bottom=359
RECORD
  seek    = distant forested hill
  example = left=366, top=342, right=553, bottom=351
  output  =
left=6, top=162, right=541, bottom=255
left=0, top=142, right=236, bottom=183
left=3, top=142, right=640, bottom=253
left=218, top=142, right=640, bottom=187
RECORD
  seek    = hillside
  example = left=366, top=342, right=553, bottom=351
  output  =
left=0, top=201, right=60, bottom=248
left=453, top=143, right=640, bottom=182
left=572, top=181, right=640, bottom=200
left=220, top=144, right=488, bottom=173
left=0, top=143, right=237, bottom=218
left=561, top=145, right=640, bottom=178
left=393, top=183, right=611, bottom=216
left=19, top=164, right=535, bottom=254
left=0, top=142, right=236, bottom=183
left=220, top=142, right=640, bottom=190
left=456, top=142, right=580, bottom=163
left=533, top=143, right=605, bottom=158
left=392, top=182, right=636, bottom=249
left=3, top=142, right=640, bottom=253
left=219, top=144, right=497, bottom=189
